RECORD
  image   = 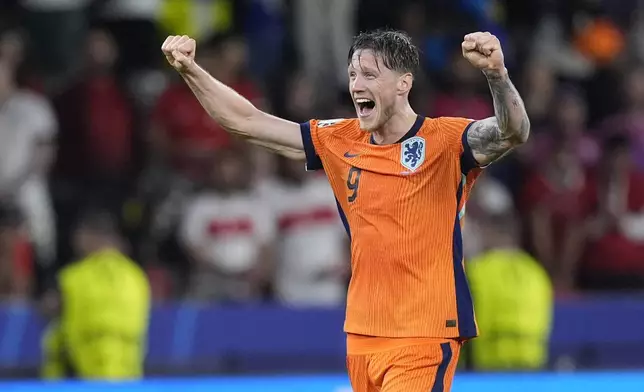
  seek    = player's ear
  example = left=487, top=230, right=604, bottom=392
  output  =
left=397, top=73, right=413, bottom=95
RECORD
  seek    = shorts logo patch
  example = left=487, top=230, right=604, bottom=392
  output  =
left=401, top=136, right=425, bottom=171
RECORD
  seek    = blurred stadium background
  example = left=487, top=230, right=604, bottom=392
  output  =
left=0, top=0, right=644, bottom=391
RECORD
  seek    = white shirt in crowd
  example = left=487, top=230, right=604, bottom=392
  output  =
left=0, top=90, right=57, bottom=265
left=180, top=190, right=275, bottom=275
left=0, top=91, right=56, bottom=190
left=259, top=175, right=348, bottom=307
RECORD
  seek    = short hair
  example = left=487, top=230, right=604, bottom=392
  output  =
left=348, top=29, right=420, bottom=76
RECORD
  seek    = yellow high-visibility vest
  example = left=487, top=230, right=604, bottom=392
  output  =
left=467, top=249, right=553, bottom=370
left=57, top=248, right=150, bottom=378
left=158, top=0, right=233, bottom=40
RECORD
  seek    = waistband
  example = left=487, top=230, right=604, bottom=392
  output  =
left=346, top=333, right=455, bottom=355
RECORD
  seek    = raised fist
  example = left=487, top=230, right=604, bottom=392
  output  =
left=461, top=32, right=505, bottom=74
left=161, top=35, right=196, bottom=72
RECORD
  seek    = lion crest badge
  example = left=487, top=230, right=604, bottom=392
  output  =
left=400, top=136, right=426, bottom=172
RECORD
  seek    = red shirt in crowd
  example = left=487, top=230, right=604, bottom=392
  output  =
left=581, top=169, right=644, bottom=275
left=151, top=80, right=262, bottom=174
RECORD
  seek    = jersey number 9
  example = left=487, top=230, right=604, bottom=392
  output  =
left=347, top=167, right=362, bottom=203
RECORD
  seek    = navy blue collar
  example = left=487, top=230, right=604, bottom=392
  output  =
left=370, top=115, right=425, bottom=145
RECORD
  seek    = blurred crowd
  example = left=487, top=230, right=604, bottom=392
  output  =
left=0, top=0, right=643, bottom=306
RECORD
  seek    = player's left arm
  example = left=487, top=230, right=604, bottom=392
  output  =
left=462, top=32, right=530, bottom=166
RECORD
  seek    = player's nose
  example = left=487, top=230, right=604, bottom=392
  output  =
left=350, top=75, right=366, bottom=93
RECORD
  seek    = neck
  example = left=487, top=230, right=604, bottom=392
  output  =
left=370, top=104, right=417, bottom=145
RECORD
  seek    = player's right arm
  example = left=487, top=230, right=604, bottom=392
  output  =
left=161, top=35, right=305, bottom=160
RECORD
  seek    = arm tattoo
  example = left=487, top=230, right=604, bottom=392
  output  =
left=467, top=70, right=530, bottom=166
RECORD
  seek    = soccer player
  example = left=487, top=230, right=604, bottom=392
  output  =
left=161, top=29, right=529, bottom=392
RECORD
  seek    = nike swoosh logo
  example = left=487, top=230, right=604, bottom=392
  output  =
left=344, top=152, right=360, bottom=158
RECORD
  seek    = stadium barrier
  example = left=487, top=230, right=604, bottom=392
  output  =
left=0, top=297, right=643, bottom=376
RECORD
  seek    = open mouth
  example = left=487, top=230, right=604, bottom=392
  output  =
left=355, top=98, right=375, bottom=118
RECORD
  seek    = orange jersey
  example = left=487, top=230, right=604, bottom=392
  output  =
left=300, top=115, right=482, bottom=339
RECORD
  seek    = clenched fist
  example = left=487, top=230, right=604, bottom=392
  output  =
left=161, top=35, right=197, bottom=73
left=461, top=32, right=505, bottom=74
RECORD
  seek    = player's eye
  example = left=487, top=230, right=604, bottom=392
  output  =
left=364, top=73, right=376, bottom=79
left=349, top=72, right=357, bottom=78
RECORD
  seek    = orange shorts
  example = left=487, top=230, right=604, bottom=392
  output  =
left=346, top=334, right=461, bottom=392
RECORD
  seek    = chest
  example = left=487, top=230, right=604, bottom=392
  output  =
left=325, top=137, right=460, bottom=212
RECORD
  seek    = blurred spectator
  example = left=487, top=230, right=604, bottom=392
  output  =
left=520, top=142, right=591, bottom=293
left=52, top=28, right=134, bottom=267
left=579, top=136, right=644, bottom=291
left=600, top=65, right=644, bottom=171
left=40, top=209, right=150, bottom=380
left=259, top=157, right=349, bottom=307
left=179, top=148, right=275, bottom=302
left=149, top=34, right=263, bottom=181
left=54, top=28, right=133, bottom=198
left=0, top=29, right=44, bottom=93
left=0, top=30, right=24, bottom=71
left=463, top=174, right=514, bottom=259
left=527, top=87, right=601, bottom=167
left=0, top=58, right=57, bottom=281
left=467, top=212, right=553, bottom=371
left=429, top=50, right=493, bottom=119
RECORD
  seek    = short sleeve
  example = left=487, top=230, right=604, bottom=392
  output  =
left=301, top=118, right=352, bottom=171
left=437, top=117, right=478, bottom=175
left=300, top=120, right=323, bottom=171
